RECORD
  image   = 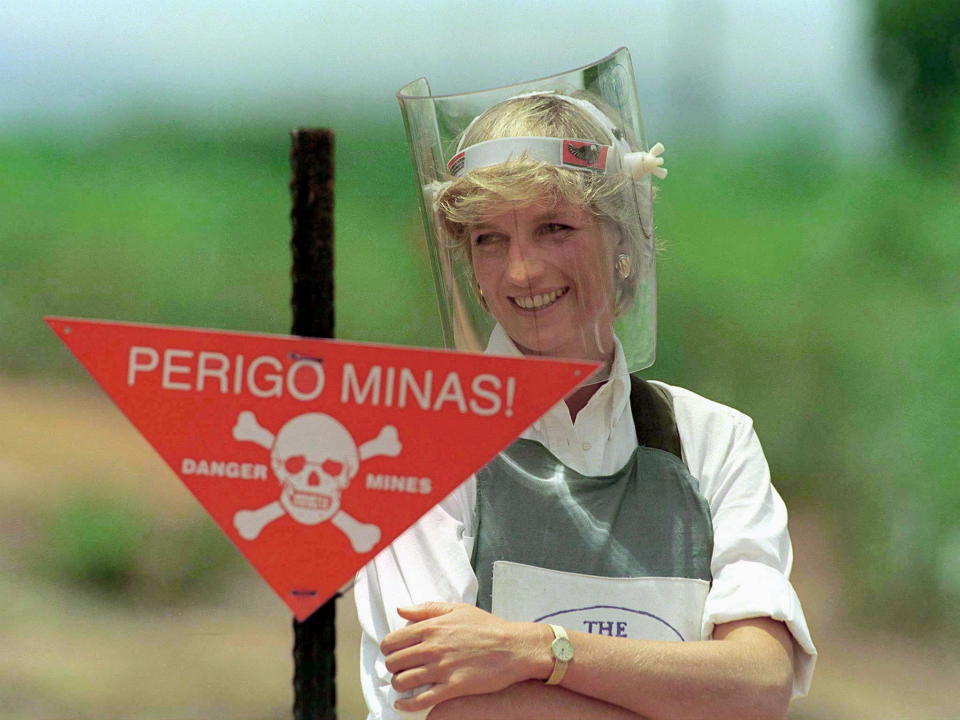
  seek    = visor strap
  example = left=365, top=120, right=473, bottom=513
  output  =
left=447, top=137, right=615, bottom=177
left=451, top=92, right=667, bottom=180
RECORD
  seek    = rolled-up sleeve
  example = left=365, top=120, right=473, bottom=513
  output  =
left=674, top=390, right=817, bottom=698
left=354, top=479, right=478, bottom=720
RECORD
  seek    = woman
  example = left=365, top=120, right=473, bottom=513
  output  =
left=356, top=49, right=816, bottom=720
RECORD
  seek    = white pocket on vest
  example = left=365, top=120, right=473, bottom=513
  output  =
left=491, top=560, right=709, bottom=642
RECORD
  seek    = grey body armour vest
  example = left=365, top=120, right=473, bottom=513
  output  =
left=472, top=377, right=714, bottom=613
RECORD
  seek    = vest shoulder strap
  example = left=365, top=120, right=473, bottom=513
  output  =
left=628, top=374, right=683, bottom=460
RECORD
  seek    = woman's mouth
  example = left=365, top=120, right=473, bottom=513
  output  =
left=510, top=287, right=569, bottom=311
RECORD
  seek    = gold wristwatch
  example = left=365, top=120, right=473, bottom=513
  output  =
left=545, top=624, right=574, bottom=685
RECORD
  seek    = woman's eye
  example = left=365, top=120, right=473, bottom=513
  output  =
left=541, top=223, right=574, bottom=235
left=473, top=232, right=504, bottom=247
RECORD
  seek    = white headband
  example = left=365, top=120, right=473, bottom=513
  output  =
left=449, top=92, right=667, bottom=180
left=448, top=136, right=618, bottom=176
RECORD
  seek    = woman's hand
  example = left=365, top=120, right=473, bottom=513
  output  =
left=380, top=602, right=550, bottom=713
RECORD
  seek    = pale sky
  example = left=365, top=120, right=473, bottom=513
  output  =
left=0, top=0, right=891, bottom=146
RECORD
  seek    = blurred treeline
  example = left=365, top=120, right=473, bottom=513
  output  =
left=2, top=2, right=958, bottom=638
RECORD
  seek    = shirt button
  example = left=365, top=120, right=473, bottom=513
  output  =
left=582, top=441, right=592, bottom=451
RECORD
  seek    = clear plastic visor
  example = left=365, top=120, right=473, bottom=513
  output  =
left=398, top=48, right=658, bottom=385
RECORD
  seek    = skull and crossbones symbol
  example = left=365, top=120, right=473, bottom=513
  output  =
left=231, top=410, right=400, bottom=553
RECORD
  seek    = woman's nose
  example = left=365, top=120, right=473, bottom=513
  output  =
left=506, top=238, right=543, bottom=285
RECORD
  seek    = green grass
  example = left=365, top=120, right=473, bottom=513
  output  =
left=2, top=116, right=958, bottom=633
left=37, top=489, right=241, bottom=604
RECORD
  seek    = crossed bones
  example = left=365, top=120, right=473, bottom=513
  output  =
left=231, top=410, right=400, bottom=553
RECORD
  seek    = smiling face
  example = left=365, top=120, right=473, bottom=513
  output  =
left=469, top=197, right=619, bottom=362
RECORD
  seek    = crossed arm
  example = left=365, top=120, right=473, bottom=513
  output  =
left=381, top=602, right=794, bottom=720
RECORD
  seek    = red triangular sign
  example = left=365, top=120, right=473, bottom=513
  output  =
left=47, top=317, right=598, bottom=620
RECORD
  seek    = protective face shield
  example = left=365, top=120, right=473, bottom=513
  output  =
left=397, top=48, right=666, bottom=381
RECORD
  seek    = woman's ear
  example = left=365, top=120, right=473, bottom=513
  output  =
left=599, top=217, right=625, bottom=248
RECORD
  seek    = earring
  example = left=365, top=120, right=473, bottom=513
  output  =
left=477, top=287, right=488, bottom=311
left=616, top=253, right=632, bottom=280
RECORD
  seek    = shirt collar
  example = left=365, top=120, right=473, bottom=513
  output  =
left=483, top=324, right=631, bottom=431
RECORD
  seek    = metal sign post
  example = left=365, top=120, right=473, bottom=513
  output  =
left=289, top=128, right=337, bottom=720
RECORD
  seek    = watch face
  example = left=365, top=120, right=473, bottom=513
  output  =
left=552, top=637, right=574, bottom=662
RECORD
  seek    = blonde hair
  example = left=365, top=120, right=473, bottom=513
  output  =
left=434, top=92, right=652, bottom=314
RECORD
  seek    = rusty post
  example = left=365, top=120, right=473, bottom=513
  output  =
left=289, top=128, right=337, bottom=720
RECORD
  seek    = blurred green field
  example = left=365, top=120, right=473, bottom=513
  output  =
left=2, top=116, right=958, bottom=638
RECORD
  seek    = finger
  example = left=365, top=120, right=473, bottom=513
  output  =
left=380, top=627, right=423, bottom=656
left=391, top=666, right=435, bottom=693
left=394, top=683, right=452, bottom=713
left=396, top=602, right=458, bottom=622
left=384, top=643, right=434, bottom=674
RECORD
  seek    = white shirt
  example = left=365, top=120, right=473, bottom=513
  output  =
left=355, top=328, right=817, bottom=719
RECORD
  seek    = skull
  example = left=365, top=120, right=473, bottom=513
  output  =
left=269, top=413, right=359, bottom=525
